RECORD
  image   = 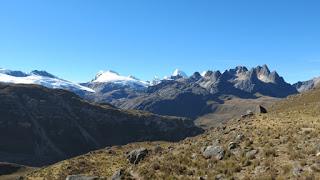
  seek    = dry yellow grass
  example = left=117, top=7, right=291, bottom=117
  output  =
left=25, top=88, right=320, bottom=179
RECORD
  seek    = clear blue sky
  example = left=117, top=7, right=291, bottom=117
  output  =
left=1, top=0, right=320, bottom=83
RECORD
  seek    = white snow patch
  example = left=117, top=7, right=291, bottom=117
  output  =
left=92, top=70, right=149, bottom=86
left=172, top=69, right=187, bottom=78
left=0, top=71, right=95, bottom=93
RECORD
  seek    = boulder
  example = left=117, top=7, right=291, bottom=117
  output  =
left=241, top=110, right=254, bottom=118
left=255, top=105, right=267, bottom=114
left=228, top=142, right=237, bottom=150
left=202, top=146, right=225, bottom=160
left=246, top=149, right=258, bottom=159
left=127, top=148, right=148, bottom=164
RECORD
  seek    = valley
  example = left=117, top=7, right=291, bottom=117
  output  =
left=0, top=65, right=319, bottom=179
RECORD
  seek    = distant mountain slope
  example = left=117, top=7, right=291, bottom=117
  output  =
left=0, top=68, right=94, bottom=95
left=293, top=77, right=320, bottom=92
left=117, top=65, right=297, bottom=118
left=82, top=70, right=148, bottom=104
left=0, top=83, right=202, bottom=166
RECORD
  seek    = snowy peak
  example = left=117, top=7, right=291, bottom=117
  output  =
left=0, top=68, right=94, bottom=93
left=172, top=69, right=188, bottom=78
left=91, top=70, right=149, bottom=86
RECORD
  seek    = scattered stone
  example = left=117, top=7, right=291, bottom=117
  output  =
left=228, top=142, right=237, bottom=150
left=292, top=166, right=303, bottom=177
left=212, top=139, right=221, bottom=146
left=241, top=110, right=254, bottom=118
left=202, top=146, right=225, bottom=160
left=254, top=166, right=268, bottom=175
left=311, top=162, right=320, bottom=172
left=234, top=134, right=244, bottom=143
left=65, top=175, right=100, bottom=180
left=246, top=149, right=258, bottom=159
left=191, top=153, right=197, bottom=159
left=127, top=148, right=148, bottom=164
left=111, top=169, right=125, bottom=180
left=215, top=174, right=226, bottom=180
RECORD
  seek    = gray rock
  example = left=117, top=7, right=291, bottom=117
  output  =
left=254, top=166, right=268, bottom=175
left=255, top=105, right=267, bottom=114
left=228, top=142, right=237, bottom=150
left=111, top=169, right=125, bottom=180
left=215, top=174, right=226, bottom=180
left=202, top=146, right=225, bottom=160
left=241, top=110, right=254, bottom=118
left=66, top=175, right=100, bottom=180
left=234, top=134, right=244, bottom=143
left=246, top=149, right=258, bottom=159
left=127, top=148, right=148, bottom=164
left=292, top=166, right=303, bottom=177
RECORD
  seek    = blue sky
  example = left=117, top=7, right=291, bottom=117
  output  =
left=1, top=0, right=320, bottom=83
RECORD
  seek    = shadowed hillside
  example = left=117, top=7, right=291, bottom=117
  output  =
left=0, top=83, right=203, bottom=166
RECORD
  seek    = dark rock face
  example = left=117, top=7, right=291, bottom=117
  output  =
left=0, top=84, right=203, bottom=166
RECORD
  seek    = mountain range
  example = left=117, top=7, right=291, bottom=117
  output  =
left=1, top=64, right=320, bottom=179
left=1, top=65, right=317, bottom=120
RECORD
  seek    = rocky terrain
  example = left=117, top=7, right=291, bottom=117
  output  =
left=117, top=65, right=296, bottom=119
left=23, top=86, right=320, bottom=179
left=0, top=83, right=202, bottom=166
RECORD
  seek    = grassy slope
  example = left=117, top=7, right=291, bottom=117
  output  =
left=25, top=88, right=320, bottom=179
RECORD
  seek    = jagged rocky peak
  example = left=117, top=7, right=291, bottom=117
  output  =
left=190, top=72, right=202, bottom=80
left=235, top=66, right=249, bottom=73
left=202, top=70, right=222, bottom=80
left=190, top=72, right=202, bottom=79
left=254, top=65, right=282, bottom=83
left=31, top=70, right=57, bottom=78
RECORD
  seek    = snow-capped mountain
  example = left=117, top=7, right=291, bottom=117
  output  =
left=164, top=69, right=188, bottom=80
left=82, top=70, right=150, bottom=105
left=172, top=69, right=188, bottom=78
left=0, top=68, right=94, bottom=95
left=91, top=70, right=149, bottom=87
